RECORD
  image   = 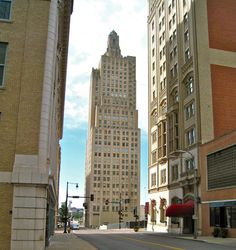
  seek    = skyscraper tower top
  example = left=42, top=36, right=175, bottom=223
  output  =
left=106, top=30, right=121, bottom=57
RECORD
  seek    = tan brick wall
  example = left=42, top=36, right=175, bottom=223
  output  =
left=0, top=184, right=13, bottom=249
left=0, top=0, right=50, bottom=247
left=0, top=1, right=50, bottom=172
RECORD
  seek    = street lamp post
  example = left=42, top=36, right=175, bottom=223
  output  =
left=169, top=150, right=198, bottom=239
left=63, top=182, right=78, bottom=233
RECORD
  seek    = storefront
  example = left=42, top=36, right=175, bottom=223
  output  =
left=166, top=199, right=194, bottom=234
left=209, top=201, right=236, bottom=228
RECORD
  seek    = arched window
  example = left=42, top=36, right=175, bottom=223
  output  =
left=151, top=199, right=156, bottom=223
left=160, top=198, right=167, bottom=223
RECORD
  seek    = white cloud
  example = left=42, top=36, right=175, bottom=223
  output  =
left=64, top=0, right=148, bottom=132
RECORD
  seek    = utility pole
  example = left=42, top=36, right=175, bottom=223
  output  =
left=105, top=193, right=126, bottom=229
left=63, top=181, right=93, bottom=233
left=119, top=193, right=122, bottom=229
left=63, top=182, right=69, bottom=233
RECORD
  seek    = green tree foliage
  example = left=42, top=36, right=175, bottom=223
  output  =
left=58, top=202, right=67, bottom=222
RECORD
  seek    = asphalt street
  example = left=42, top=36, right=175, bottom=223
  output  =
left=74, top=230, right=236, bottom=250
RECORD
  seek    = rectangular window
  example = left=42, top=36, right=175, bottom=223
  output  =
left=160, top=169, right=166, bottom=184
left=173, top=14, right=176, bottom=25
left=186, top=76, right=194, bottom=95
left=174, top=63, right=178, bottom=76
left=186, top=127, right=195, bottom=146
left=152, top=132, right=157, bottom=143
left=0, top=0, right=12, bottom=20
left=210, top=206, right=236, bottom=228
left=185, top=158, right=194, bottom=171
left=173, top=29, right=177, bottom=40
left=0, top=42, right=7, bottom=86
left=160, top=50, right=162, bottom=60
left=172, top=0, right=175, bottom=8
left=185, top=102, right=195, bottom=120
left=153, top=90, right=156, bottom=100
left=152, top=48, right=155, bottom=57
left=184, top=30, right=189, bottom=42
left=172, top=165, right=178, bottom=181
left=151, top=173, right=156, bottom=187
left=152, top=76, right=155, bottom=85
left=152, top=151, right=157, bottom=164
left=185, top=48, right=191, bottom=61
left=184, top=13, right=188, bottom=24
left=160, top=66, right=163, bottom=75
left=173, top=46, right=177, bottom=56
left=152, top=20, right=155, bottom=30
left=152, top=35, right=154, bottom=43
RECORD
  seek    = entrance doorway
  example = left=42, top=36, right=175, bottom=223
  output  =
left=183, top=216, right=194, bottom=234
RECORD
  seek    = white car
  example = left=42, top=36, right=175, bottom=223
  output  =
left=70, top=222, right=79, bottom=230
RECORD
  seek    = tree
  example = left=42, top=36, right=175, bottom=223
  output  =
left=58, top=202, right=67, bottom=222
left=72, top=210, right=83, bottom=221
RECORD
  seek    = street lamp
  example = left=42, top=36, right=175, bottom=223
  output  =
left=169, top=150, right=198, bottom=239
left=64, top=182, right=79, bottom=233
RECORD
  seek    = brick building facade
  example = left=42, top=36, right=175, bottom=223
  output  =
left=0, top=1, right=73, bottom=249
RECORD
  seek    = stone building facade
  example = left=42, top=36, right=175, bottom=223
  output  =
left=147, top=0, right=236, bottom=237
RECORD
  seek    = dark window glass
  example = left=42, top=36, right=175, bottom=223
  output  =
left=210, top=206, right=236, bottom=228
left=0, top=42, right=7, bottom=86
left=0, top=0, right=12, bottom=20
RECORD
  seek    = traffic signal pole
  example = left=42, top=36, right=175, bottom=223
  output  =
left=119, top=193, right=122, bottom=229
left=105, top=192, right=126, bottom=229
left=63, top=181, right=94, bottom=233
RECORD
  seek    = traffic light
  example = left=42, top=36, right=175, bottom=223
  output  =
left=105, top=199, right=109, bottom=205
left=83, top=202, right=88, bottom=209
left=119, top=210, right=124, bottom=221
left=90, top=194, right=94, bottom=201
left=133, top=207, right=137, bottom=216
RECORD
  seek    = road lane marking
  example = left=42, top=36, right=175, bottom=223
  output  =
left=118, top=236, right=185, bottom=250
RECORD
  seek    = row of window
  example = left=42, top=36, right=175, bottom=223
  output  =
left=150, top=158, right=195, bottom=187
left=94, top=164, right=137, bottom=170
left=93, top=171, right=137, bottom=178
left=150, top=169, right=167, bottom=187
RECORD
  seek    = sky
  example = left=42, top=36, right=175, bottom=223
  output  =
left=59, top=0, right=149, bottom=208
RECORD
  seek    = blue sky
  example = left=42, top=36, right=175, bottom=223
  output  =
left=59, top=0, right=148, bottom=208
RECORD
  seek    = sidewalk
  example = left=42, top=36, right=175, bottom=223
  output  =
left=183, top=235, right=236, bottom=248
left=149, top=231, right=236, bottom=248
left=45, top=231, right=97, bottom=250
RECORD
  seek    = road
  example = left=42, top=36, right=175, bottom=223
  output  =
left=74, top=229, right=236, bottom=250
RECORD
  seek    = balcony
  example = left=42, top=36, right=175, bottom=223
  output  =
left=179, top=169, right=200, bottom=187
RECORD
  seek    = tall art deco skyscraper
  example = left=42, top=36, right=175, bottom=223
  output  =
left=85, top=31, right=140, bottom=227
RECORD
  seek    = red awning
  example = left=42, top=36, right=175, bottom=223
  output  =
left=166, top=201, right=194, bottom=217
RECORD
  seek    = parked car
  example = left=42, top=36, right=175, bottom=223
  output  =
left=70, top=222, right=79, bottom=230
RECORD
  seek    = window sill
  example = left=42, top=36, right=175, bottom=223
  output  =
left=0, top=86, right=6, bottom=90
left=0, top=19, right=13, bottom=24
